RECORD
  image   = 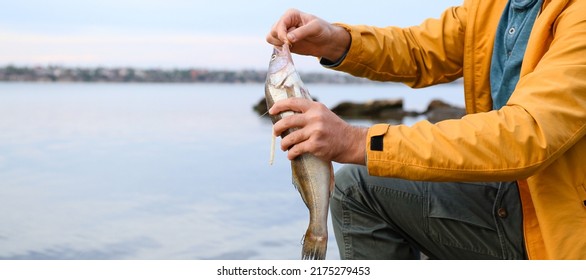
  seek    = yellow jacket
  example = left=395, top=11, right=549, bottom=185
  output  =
left=331, top=0, right=586, bottom=259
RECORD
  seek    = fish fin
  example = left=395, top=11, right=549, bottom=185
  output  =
left=291, top=162, right=301, bottom=192
left=269, top=130, right=276, bottom=165
left=300, top=86, right=312, bottom=100
left=285, top=84, right=298, bottom=99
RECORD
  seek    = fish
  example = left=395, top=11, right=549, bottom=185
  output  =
left=264, top=44, right=335, bottom=260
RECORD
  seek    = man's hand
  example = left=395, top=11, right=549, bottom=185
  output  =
left=269, top=98, right=367, bottom=165
left=266, top=9, right=351, bottom=63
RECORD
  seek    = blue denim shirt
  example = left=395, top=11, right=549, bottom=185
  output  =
left=490, top=0, right=542, bottom=110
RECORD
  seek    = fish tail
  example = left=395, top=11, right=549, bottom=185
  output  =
left=301, top=226, right=327, bottom=260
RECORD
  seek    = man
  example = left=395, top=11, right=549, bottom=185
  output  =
left=266, top=0, right=586, bottom=259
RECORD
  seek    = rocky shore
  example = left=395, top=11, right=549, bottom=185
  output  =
left=254, top=97, right=466, bottom=124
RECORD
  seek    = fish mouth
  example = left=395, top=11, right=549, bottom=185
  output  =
left=268, top=47, right=292, bottom=74
left=271, top=43, right=292, bottom=60
left=271, top=46, right=285, bottom=58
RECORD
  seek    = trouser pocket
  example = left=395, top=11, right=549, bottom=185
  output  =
left=426, top=182, right=501, bottom=257
left=425, top=181, right=525, bottom=259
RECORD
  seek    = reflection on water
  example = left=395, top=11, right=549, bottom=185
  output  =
left=0, top=82, right=462, bottom=259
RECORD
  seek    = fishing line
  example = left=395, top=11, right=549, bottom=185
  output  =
left=258, top=110, right=269, bottom=118
left=260, top=110, right=277, bottom=165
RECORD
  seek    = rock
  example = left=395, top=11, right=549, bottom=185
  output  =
left=253, top=97, right=269, bottom=116
left=253, top=96, right=319, bottom=116
left=424, top=99, right=466, bottom=123
left=331, top=99, right=413, bottom=121
left=253, top=96, right=466, bottom=124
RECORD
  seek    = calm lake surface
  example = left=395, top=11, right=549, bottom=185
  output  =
left=0, top=82, right=463, bottom=259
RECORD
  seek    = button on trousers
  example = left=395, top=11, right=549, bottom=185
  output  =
left=331, top=165, right=526, bottom=259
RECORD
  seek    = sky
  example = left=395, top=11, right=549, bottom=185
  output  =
left=0, top=0, right=463, bottom=71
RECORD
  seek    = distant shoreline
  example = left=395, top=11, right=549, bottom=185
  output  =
left=0, top=65, right=464, bottom=85
left=0, top=65, right=377, bottom=84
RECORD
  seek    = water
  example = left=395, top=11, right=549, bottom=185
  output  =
left=0, top=82, right=463, bottom=260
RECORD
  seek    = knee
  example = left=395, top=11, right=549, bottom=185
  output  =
left=333, top=165, right=370, bottom=205
left=335, top=164, right=369, bottom=191
left=331, top=165, right=368, bottom=226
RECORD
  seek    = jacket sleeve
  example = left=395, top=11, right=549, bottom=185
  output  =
left=365, top=0, right=586, bottom=182
left=328, top=3, right=468, bottom=88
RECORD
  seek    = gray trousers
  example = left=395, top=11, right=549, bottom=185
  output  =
left=331, top=165, right=526, bottom=260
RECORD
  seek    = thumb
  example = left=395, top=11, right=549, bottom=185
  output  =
left=286, top=18, right=323, bottom=45
left=285, top=27, right=297, bottom=45
left=285, top=29, right=299, bottom=45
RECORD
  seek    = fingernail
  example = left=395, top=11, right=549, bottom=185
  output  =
left=287, top=33, right=296, bottom=43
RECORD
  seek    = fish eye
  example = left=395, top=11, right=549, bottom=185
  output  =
left=271, top=54, right=277, bottom=61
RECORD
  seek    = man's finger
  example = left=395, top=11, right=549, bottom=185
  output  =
left=266, top=35, right=283, bottom=47
left=273, top=112, right=306, bottom=137
left=269, top=98, right=312, bottom=115
left=280, top=128, right=310, bottom=152
left=287, top=141, right=307, bottom=160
